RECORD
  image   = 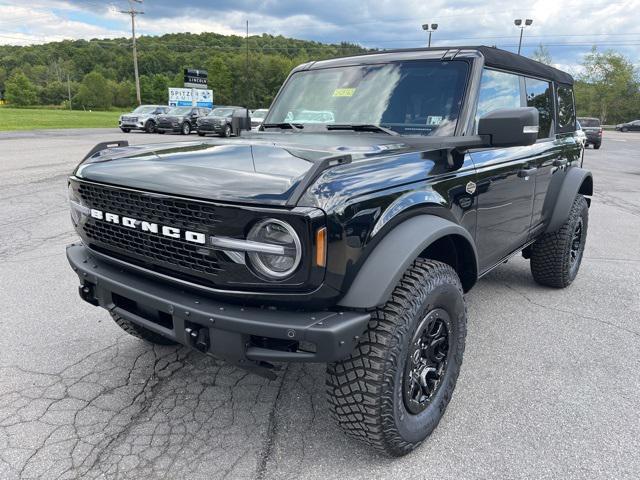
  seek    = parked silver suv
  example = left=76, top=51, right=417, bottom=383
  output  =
left=119, top=105, right=170, bottom=133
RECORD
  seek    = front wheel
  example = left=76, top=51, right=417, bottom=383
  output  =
left=326, top=259, right=467, bottom=456
left=144, top=121, right=156, bottom=133
left=198, top=131, right=205, bottom=137
left=530, top=194, right=588, bottom=288
left=621, top=127, right=628, bottom=132
left=120, top=127, right=131, bottom=133
left=594, top=143, right=601, bottom=150
left=181, top=122, right=191, bottom=135
left=223, top=124, right=232, bottom=137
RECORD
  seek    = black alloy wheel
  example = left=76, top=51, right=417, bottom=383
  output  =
left=403, top=309, right=451, bottom=414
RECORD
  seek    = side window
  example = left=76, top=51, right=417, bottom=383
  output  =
left=524, top=77, right=553, bottom=138
left=556, top=85, right=576, bottom=133
left=476, top=69, right=522, bottom=128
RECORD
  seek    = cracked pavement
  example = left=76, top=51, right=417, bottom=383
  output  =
left=0, top=129, right=639, bottom=479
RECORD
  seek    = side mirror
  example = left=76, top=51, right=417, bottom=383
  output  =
left=478, top=107, right=539, bottom=148
left=231, top=109, right=251, bottom=135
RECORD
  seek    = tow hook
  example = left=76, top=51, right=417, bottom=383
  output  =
left=78, top=282, right=99, bottom=306
left=184, top=325, right=210, bottom=353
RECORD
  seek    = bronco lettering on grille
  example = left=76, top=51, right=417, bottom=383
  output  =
left=89, top=208, right=206, bottom=244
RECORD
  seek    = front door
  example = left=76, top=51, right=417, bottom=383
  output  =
left=471, top=147, right=536, bottom=270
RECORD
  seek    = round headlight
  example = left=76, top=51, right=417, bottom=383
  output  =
left=247, top=219, right=302, bottom=279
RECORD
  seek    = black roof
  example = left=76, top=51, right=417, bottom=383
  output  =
left=474, top=46, right=573, bottom=85
left=309, top=46, right=574, bottom=86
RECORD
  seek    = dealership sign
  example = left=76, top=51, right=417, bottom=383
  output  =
left=184, top=68, right=208, bottom=89
left=168, top=88, right=213, bottom=108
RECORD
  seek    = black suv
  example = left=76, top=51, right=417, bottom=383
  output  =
left=67, top=47, right=591, bottom=456
left=156, top=106, right=211, bottom=135
left=577, top=117, right=603, bottom=148
left=197, top=106, right=249, bottom=137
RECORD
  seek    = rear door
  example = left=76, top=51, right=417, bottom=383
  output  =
left=471, top=69, right=537, bottom=271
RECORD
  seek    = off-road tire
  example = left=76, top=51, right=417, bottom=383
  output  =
left=326, top=259, right=467, bottom=457
left=110, top=311, right=177, bottom=346
left=530, top=194, right=588, bottom=288
left=120, top=127, right=131, bottom=133
left=144, top=120, right=156, bottom=133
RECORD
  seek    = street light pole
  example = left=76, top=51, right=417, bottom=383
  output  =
left=121, top=0, right=144, bottom=105
left=514, top=18, right=533, bottom=55
left=421, top=23, right=438, bottom=47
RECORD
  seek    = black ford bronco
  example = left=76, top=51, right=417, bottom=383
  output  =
left=67, top=47, right=592, bottom=456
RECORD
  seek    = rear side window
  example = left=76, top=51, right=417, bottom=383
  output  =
left=557, top=85, right=576, bottom=133
left=578, top=118, right=600, bottom=127
left=476, top=69, right=522, bottom=126
left=525, top=77, right=553, bottom=138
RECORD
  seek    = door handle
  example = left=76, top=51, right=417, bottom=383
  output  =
left=553, top=158, right=568, bottom=167
left=518, top=167, right=537, bottom=178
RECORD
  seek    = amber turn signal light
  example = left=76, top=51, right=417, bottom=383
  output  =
left=315, top=227, right=327, bottom=267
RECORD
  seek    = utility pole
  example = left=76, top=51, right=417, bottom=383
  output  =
left=67, top=73, right=72, bottom=109
left=245, top=20, right=250, bottom=108
left=121, top=0, right=144, bottom=105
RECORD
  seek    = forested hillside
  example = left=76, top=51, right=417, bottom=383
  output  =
left=0, top=32, right=369, bottom=109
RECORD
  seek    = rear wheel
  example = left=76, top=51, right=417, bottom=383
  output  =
left=326, top=259, right=467, bottom=456
left=111, top=311, right=177, bottom=346
left=594, top=143, right=601, bottom=150
left=530, top=194, right=588, bottom=288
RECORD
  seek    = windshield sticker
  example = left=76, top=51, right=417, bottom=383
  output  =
left=426, top=116, right=443, bottom=125
left=333, top=88, right=356, bottom=97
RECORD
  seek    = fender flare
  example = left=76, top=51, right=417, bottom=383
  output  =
left=546, top=167, right=593, bottom=233
left=337, top=215, right=478, bottom=309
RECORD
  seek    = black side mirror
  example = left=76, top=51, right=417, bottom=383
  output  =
left=478, top=107, right=539, bottom=148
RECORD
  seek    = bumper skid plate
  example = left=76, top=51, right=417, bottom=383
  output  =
left=67, top=244, right=370, bottom=368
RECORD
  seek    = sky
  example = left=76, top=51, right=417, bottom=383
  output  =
left=1, top=0, right=639, bottom=75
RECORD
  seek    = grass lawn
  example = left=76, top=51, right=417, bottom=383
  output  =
left=0, top=107, right=124, bottom=131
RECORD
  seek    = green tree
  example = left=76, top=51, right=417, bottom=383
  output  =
left=531, top=44, right=552, bottom=65
left=39, top=80, right=69, bottom=105
left=112, top=80, right=135, bottom=108
left=577, top=47, right=640, bottom=124
left=5, top=71, right=39, bottom=106
left=74, top=71, right=112, bottom=109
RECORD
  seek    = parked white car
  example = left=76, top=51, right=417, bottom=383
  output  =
left=575, top=120, right=587, bottom=148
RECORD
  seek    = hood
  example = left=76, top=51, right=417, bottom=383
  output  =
left=73, top=133, right=426, bottom=206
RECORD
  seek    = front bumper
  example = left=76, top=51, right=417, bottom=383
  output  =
left=67, top=243, right=369, bottom=365
left=198, top=124, right=223, bottom=134
left=157, top=124, right=181, bottom=132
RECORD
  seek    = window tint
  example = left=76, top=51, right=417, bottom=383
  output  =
left=525, top=77, right=553, bottom=138
left=476, top=69, right=522, bottom=125
left=578, top=118, right=600, bottom=127
left=557, top=85, right=575, bottom=132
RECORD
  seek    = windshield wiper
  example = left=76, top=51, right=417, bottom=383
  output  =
left=262, top=122, right=304, bottom=131
left=326, top=124, right=399, bottom=136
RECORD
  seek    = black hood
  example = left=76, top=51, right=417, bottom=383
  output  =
left=73, top=133, right=420, bottom=206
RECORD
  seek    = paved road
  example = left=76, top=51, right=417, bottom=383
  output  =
left=0, top=129, right=638, bottom=479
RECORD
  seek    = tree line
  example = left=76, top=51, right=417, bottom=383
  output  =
left=1, top=33, right=638, bottom=124
left=0, top=32, right=367, bottom=110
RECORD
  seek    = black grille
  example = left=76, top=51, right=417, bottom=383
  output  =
left=76, top=182, right=230, bottom=285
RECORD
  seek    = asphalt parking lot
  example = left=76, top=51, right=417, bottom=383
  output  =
left=0, top=128, right=638, bottom=479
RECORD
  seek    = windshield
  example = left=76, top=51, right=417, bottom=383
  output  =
left=209, top=108, right=234, bottom=117
left=168, top=107, right=192, bottom=115
left=251, top=109, right=268, bottom=119
left=578, top=118, right=600, bottom=127
left=266, top=60, right=469, bottom=136
left=132, top=106, right=157, bottom=114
